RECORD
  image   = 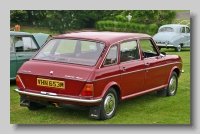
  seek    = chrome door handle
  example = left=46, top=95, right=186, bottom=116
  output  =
left=18, top=54, right=24, bottom=57
left=120, top=67, right=126, bottom=71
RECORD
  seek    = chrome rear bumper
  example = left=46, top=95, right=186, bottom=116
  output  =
left=14, top=88, right=102, bottom=104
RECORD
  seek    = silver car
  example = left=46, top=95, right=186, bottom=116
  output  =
left=153, top=24, right=190, bottom=52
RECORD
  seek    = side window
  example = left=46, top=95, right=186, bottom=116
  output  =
left=14, top=36, right=38, bottom=52
left=140, top=39, right=159, bottom=58
left=120, top=40, right=140, bottom=63
left=186, top=27, right=190, bottom=33
left=180, top=27, right=185, bottom=33
left=10, top=36, right=14, bottom=52
left=104, top=45, right=118, bottom=66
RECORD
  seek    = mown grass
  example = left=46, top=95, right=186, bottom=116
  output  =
left=10, top=36, right=190, bottom=124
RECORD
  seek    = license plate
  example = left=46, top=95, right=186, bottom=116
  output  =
left=37, top=78, right=65, bottom=89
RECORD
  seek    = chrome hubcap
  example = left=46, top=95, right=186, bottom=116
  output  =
left=169, top=76, right=177, bottom=94
left=104, top=93, right=115, bottom=116
left=177, top=45, right=181, bottom=51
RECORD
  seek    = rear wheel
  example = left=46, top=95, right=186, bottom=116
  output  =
left=28, top=102, right=46, bottom=110
left=175, top=44, right=182, bottom=52
left=100, top=88, right=118, bottom=120
left=167, top=71, right=178, bottom=96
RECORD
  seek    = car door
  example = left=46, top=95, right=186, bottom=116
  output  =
left=14, top=36, right=39, bottom=71
left=139, top=38, right=167, bottom=90
left=119, top=40, right=146, bottom=97
left=10, top=36, right=17, bottom=79
left=180, top=26, right=190, bottom=47
left=185, top=27, right=190, bottom=47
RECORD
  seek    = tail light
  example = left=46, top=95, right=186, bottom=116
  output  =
left=80, top=84, right=93, bottom=97
left=16, top=75, right=25, bottom=89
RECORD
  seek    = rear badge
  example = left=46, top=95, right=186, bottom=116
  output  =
left=50, top=71, right=53, bottom=75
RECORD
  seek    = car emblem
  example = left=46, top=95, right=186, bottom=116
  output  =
left=50, top=71, right=53, bottom=75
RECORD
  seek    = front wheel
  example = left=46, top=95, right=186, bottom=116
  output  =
left=100, top=88, right=118, bottom=120
left=167, top=71, right=178, bottom=96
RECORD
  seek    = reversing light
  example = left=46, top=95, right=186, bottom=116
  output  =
left=16, top=75, right=25, bottom=89
left=81, top=84, right=94, bottom=97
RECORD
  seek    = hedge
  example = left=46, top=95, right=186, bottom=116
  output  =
left=95, top=20, right=158, bottom=35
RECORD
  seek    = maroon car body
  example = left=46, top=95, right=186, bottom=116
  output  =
left=14, top=31, right=184, bottom=120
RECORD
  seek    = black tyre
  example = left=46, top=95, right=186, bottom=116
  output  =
left=167, top=71, right=178, bottom=96
left=175, top=44, right=182, bottom=52
left=100, top=88, right=118, bottom=120
left=28, top=102, right=46, bottom=110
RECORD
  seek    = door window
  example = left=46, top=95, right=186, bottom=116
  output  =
left=139, top=39, right=159, bottom=58
left=120, top=40, right=140, bottom=63
left=14, top=36, right=38, bottom=52
left=104, top=45, right=118, bottom=66
left=180, top=27, right=186, bottom=33
left=186, top=27, right=190, bottom=33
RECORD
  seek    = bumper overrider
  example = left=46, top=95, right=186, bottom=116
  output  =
left=14, top=88, right=102, bottom=104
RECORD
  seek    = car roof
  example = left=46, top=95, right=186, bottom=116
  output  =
left=159, top=24, right=189, bottom=29
left=52, top=32, right=151, bottom=45
left=10, top=31, right=32, bottom=36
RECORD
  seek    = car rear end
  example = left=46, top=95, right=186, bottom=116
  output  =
left=14, top=37, right=106, bottom=109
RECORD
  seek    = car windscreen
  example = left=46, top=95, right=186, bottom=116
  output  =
left=158, top=27, right=174, bottom=32
left=33, top=38, right=105, bottom=66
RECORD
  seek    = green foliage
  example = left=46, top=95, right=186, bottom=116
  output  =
left=95, top=21, right=158, bottom=35
left=115, top=15, right=127, bottom=22
left=10, top=10, right=28, bottom=24
left=10, top=10, right=176, bottom=34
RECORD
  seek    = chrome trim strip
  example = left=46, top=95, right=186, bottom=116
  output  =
left=90, top=61, right=182, bottom=82
left=146, top=61, right=182, bottom=70
left=18, top=73, right=87, bottom=82
left=156, top=44, right=174, bottom=47
left=14, top=88, right=102, bottom=103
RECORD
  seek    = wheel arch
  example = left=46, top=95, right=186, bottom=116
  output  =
left=166, top=66, right=180, bottom=85
left=101, top=81, right=121, bottom=102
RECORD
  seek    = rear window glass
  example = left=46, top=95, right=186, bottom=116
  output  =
left=33, top=39, right=105, bottom=66
left=158, top=27, right=174, bottom=32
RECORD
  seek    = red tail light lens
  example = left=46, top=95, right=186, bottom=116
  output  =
left=16, top=75, right=25, bottom=89
left=81, top=84, right=93, bottom=97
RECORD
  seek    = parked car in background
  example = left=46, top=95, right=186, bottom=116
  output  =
left=10, top=31, right=51, bottom=80
left=14, top=31, right=184, bottom=120
left=153, top=24, right=190, bottom=52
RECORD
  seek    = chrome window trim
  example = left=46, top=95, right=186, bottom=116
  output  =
left=98, top=37, right=142, bottom=69
left=103, top=44, right=118, bottom=67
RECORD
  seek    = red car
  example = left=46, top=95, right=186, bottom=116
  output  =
left=14, top=31, right=184, bottom=120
